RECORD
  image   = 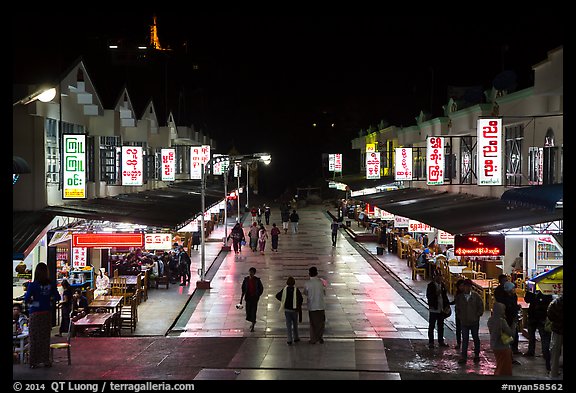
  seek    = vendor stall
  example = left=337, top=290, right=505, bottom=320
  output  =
left=526, top=265, right=563, bottom=295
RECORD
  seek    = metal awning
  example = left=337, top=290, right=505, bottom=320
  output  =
left=43, top=181, right=225, bottom=230
left=355, top=187, right=563, bottom=235
left=501, top=184, right=563, bottom=211
left=13, top=210, right=57, bottom=259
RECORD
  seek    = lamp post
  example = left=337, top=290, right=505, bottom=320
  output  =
left=197, top=153, right=271, bottom=290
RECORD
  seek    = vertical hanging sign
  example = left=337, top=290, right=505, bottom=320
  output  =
left=334, top=153, right=342, bottom=172
left=426, top=136, right=444, bottom=185
left=395, top=147, right=413, bottom=180
left=477, top=118, right=502, bottom=185
left=161, top=148, right=175, bottom=181
left=190, top=146, right=202, bottom=180
left=63, top=134, right=86, bottom=199
left=328, top=154, right=335, bottom=171
left=72, top=247, right=87, bottom=269
left=121, top=146, right=143, bottom=186
left=366, top=151, right=381, bottom=179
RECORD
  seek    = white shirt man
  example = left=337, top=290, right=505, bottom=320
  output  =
left=303, top=266, right=326, bottom=344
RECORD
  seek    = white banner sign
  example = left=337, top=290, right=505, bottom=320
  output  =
left=190, top=146, right=203, bottom=180
left=145, top=233, right=173, bottom=250
left=477, top=118, right=502, bottom=185
left=72, top=247, right=87, bottom=269
left=408, top=220, right=434, bottom=233
left=121, top=146, right=143, bottom=186
left=328, top=154, right=335, bottom=171
left=161, top=148, right=175, bottom=181
left=395, top=147, right=413, bottom=180
left=334, top=153, right=342, bottom=172
left=437, top=230, right=455, bottom=245
left=427, top=136, right=444, bottom=185
left=366, top=151, right=381, bottom=179
left=394, top=216, right=409, bottom=228
left=63, top=134, right=86, bottom=199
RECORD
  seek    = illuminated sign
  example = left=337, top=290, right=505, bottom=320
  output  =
left=63, top=134, right=86, bottom=199
left=328, top=154, right=335, bottom=171
left=395, top=147, right=413, bottom=180
left=394, top=215, right=409, bottom=228
left=121, top=146, right=143, bottom=186
left=334, top=153, right=342, bottom=172
left=437, top=230, right=455, bottom=245
left=72, top=247, right=87, bottom=268
left=145, top=233, right=173, bottom=250
left=408, top=220, right=434, bottom=233
left=366, top=151, right=381, bottom=179
left=477, top=118, right=502, bottom=185
left=161, top=148, right=175, bottom=181
left=454, top=234, right=505, bottom=256
left=426, top=136, right=444, bottom=185
left=72, top=233, right=145, bottom=248
left=190, top=146, right=203, bottom=180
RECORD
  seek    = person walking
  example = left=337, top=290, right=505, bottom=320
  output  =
left=270, top=223, right=281, bottom=252
left=178, top=246, right=191, bottom=286
left=275, top=276, right=303, bottom=345
left=303, top=266, right=326, bottom=344
left=523, top=289, right=553, bottom=372
left=250, top=207, right=258, bottom=224
left=264, top=206, right=271, bottom=225
left=258, top=224, right=268, bottom=254
left=56, top=279, right=73, bottom=337
left=547, top=294, right=563, bottom=378
left=239, top=267, right=264, bottom=332
left=229, top=222, right=246, bottom=254
left=289, top=209, right=299, bottom=233
left=455, top=279, right=485, bottom=364
left=330, top=218, right=340, bottom=247
left=281, top=208, right=290, bottom=234
left=449, top=278, right=466, bottom=349
left=256, top=206, right=263, bottom=225
left=24, top=262, right=61, bottom=368
left=248, top=222, right=259, bottom=252
left=425, top=272, right=450, bottom=349
left=487, top=301, right=514, bottom=375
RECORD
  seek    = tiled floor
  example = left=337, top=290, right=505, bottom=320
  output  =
left=14, top=202, right=561, bottom=381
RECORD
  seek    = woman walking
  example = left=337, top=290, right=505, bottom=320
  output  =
left=239, top=267, right=264, bottom=332
left=270, top=223, right=281, bottom=252
left=276, top=276, right=303, bottom=345
left=258, top=224, right=268, bottom=254
left=24, top=262, right=61, bottom=368
left=248, top=222, right=259, bottom=252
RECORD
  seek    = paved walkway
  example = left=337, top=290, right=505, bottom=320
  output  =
left=13, top=202, right=561, bottom=382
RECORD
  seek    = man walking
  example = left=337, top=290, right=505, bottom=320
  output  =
left=289, top=209, right=299, bottom=233
left=303, top=266, right=326, bottom=344
left=454, top=279, right=485, bottom=364
left=330, top=219, right=340, bottom=247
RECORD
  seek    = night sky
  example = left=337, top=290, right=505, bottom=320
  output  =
left=13, top=14, right=564, bottom=199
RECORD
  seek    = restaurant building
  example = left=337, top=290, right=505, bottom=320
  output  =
left=344, top=46, right=563, bottom=281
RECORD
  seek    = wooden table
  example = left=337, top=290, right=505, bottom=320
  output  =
left=72, top=313, right=114, bottom=336
left=119, top=275, right=139, bottom=286
left=471, top=279, right=492, bottom=310
left=88, top=296, right=124, bottom=313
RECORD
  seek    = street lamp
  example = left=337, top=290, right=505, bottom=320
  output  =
left=196, top=152, right=271, bottom=290
left=13, top=87, right=56, bottom=106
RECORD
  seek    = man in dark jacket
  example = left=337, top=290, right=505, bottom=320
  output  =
left=547, top=295, right=563, bottom=378
left=240, top=267, right=264, bottom=332
left=426, top=272, right=450, bottom=349
left=523, top=290, right=553, bottom=371
left=494, top=275, right=521, bottom=356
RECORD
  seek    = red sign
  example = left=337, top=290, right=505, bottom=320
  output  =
left=454, top=234, right=505, bottom=256
left=72, top=233, right=145, bottom=248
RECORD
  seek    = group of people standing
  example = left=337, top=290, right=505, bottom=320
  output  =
left=238, top=266, right=326, bottom=345
left=427, top=271, right=563, bottom=377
